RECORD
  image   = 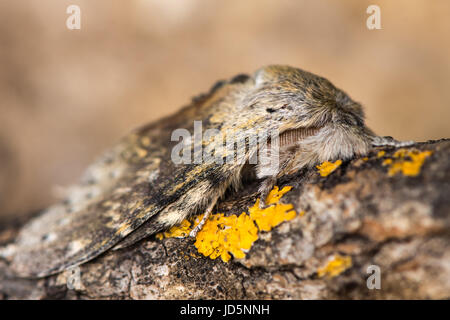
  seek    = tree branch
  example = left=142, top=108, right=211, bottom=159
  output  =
left=1, top=140, right=449, bottom=299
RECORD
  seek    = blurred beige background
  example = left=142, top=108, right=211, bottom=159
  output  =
left=0, top=0, right=449, bottom=219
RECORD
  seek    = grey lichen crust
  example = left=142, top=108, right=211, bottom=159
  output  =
left=0, top=140, right=449, bottom=299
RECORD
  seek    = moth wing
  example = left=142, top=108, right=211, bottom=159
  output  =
left=5, top=79, right=252, bottom=278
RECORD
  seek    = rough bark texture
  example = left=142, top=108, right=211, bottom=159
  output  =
left=1, top=140, right=449, bottom=300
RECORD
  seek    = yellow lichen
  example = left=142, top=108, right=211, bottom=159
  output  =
left=377, top=150, right=386, bottom=158
left=156, top=219, right=193, bottom=240
left=317, top=254, right=352, bottom=278
left=194, top=212, right=258, bottom=262
left=393, top=149, right=408, bottom=158
left=362, top=157, right=369, bottom=161
left=382, top=149, right=432, bottom=177
left=316, top=160, right=342, bottom=177
left=249, top=186, right=297, bottom=232
left=157, top=185, right=297, bottom=263
left=265, top=185, right=292, bottom=205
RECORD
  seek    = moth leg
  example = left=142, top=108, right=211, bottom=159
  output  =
left=256, top=149, right=294, bottom=209
left=189, top=196, right=218, bottom=238
left=371, top=136, right=414, bottom=148
left=258, top=176, right=277, bottom=209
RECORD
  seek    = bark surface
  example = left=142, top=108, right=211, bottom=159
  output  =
left=0, top=140, right=449, bottom=299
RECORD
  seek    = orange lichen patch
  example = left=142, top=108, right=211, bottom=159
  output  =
left=377, top=150, right=386, bottom=158
left=393, top=149, right=408, bottom=158
left=384, top=149, right=433, bottom=177
left=194, top=212, right=258, bottom=262
left=157, top=186, right=297, bottom=263
left=265, top=185, right=292, bottom=205
left=317, top=254, right=352, bottom=278
left=316, top=160, right=342, bottom=177
left=156, top=219, right=194, bottom=240
left=249, top=186, right=297, bottom=232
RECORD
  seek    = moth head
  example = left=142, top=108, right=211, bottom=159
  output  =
left=251, top=65, right=366, bottom=129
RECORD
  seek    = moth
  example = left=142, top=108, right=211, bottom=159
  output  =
left=0, top=65, right=413, bottom=278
